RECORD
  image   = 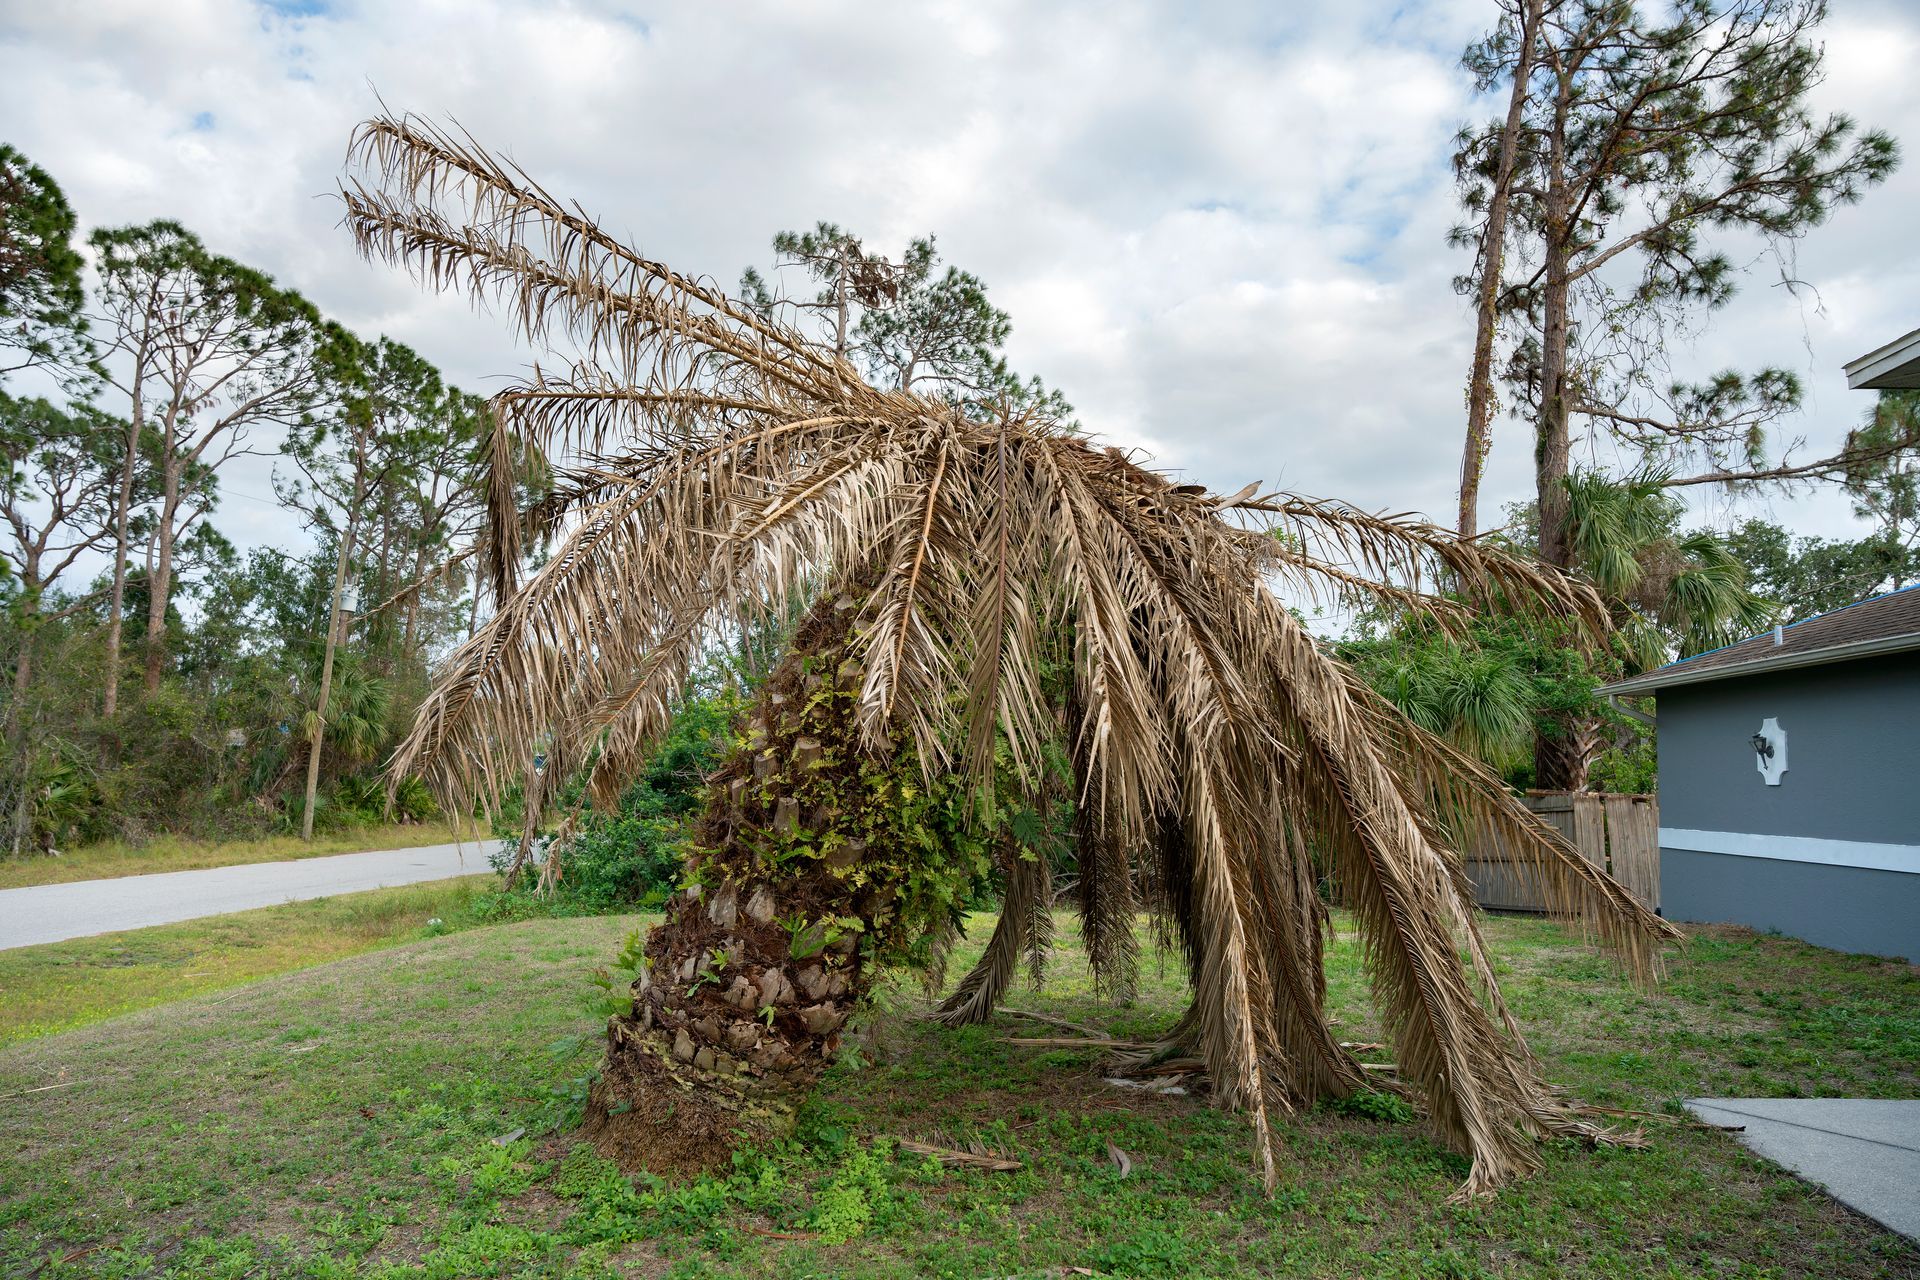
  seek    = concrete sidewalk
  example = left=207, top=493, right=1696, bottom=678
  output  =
left=1687, top=1098, right=1920, bottom=1240
left=0, top=841, right=502, bottom=950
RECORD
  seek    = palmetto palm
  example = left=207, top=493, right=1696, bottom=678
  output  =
left=1563, top=471, right=1773, bottom=669
left=302, top=653, right=392, bottom=768
left=345, top=114, right=1674, bottom=1199
left=1360, top=635, right=1537, bottom=772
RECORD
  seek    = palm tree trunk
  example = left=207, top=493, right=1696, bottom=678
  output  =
left=583, top=857, right=871, bottom=1176
left=583, top=592, right=893, bottom=1176
left=1532, top=714, right=1598, bottom=792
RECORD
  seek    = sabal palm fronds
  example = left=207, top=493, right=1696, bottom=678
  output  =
left=1356, top=635, right=1535, bottom=769
left=304, top=654, right=392, bottom=766
left=1563, top=470, right=1774, bottom=665
left=344, top=113, right=1675, bottom=1199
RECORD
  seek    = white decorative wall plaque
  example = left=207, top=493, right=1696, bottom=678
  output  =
left=1753, top=717, right=1787, bottom=786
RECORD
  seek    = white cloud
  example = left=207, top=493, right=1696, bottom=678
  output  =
left=1, top=0, right=1915, bottom=570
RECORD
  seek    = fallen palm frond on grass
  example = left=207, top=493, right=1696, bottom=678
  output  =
left=346, top=111, right=1678, bottom=1199
left=890, top=1137, right=1023, bottom=1173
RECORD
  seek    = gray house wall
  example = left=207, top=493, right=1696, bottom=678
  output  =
left=1655, top=653, right=1920, bottom=960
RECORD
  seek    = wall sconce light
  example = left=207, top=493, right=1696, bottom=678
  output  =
left=1750, top=718, right=1787, bottom=786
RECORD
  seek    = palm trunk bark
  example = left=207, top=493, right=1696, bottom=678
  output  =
left=1533, top=715, right=1598, bottom=793
left=583, top=592, right=894, bottom=1176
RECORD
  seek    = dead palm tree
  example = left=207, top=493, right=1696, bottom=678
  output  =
left=344, top=113, right=1677, bottom=1200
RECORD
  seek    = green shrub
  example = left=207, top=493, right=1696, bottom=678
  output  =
left=491, top=671, right=743, bottom=911
left=540, top=812, right=690, bottom=911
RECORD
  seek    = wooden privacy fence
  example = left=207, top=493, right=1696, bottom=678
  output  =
left=1464, top=791, right=1659, bottom=914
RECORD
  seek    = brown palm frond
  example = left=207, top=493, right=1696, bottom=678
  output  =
left=343, top=113, right=841, bottom=403
left=351, top=114, right=1672, bottom=1199
left=935, top=843, right=1052, bottom=1027
left=483, top=401, right=523, bottom=604
left=1064, top=683, right=1142, bottom=1002
left=1344, top=669, right=1680, bottom=976
left=1239, top=495, right=1609, bottom=635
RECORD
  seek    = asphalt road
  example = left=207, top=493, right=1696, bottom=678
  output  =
left=0, top=841, right=502, bottom=950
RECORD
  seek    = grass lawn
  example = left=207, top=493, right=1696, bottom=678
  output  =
left=0, top=875, right=499, bottom=1044
left=1, top=912, right=1916, bottom=1279
left=0, top=822, right=491, bottom=891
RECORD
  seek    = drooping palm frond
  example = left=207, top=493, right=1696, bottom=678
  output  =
left=934, top=838, right=1052, bottom=1027
left=349, top=113, right=1675, bottom=1199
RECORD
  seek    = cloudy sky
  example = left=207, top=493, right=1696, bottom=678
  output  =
left=3, top=0, right=1917, bottom=562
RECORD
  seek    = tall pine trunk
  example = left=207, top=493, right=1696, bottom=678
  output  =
left=1531, top=256, right=1589, bottom=791
left=7, top=607, right=36, bottom=857
left=1533, top=165, right=1574, bottom=572
left=103, top=407, right=143, bottom=718
left=400, top=544, right=430, bottom=660
left=142, top=459, right=182, bottom=693
left=1457, top=0, right=1544, bottom=538
left=301, top=522, right=357, bottom=842
left=583, top=591, right=903, bottom=1176
left=1531, top=92, right=1588, bottom=792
